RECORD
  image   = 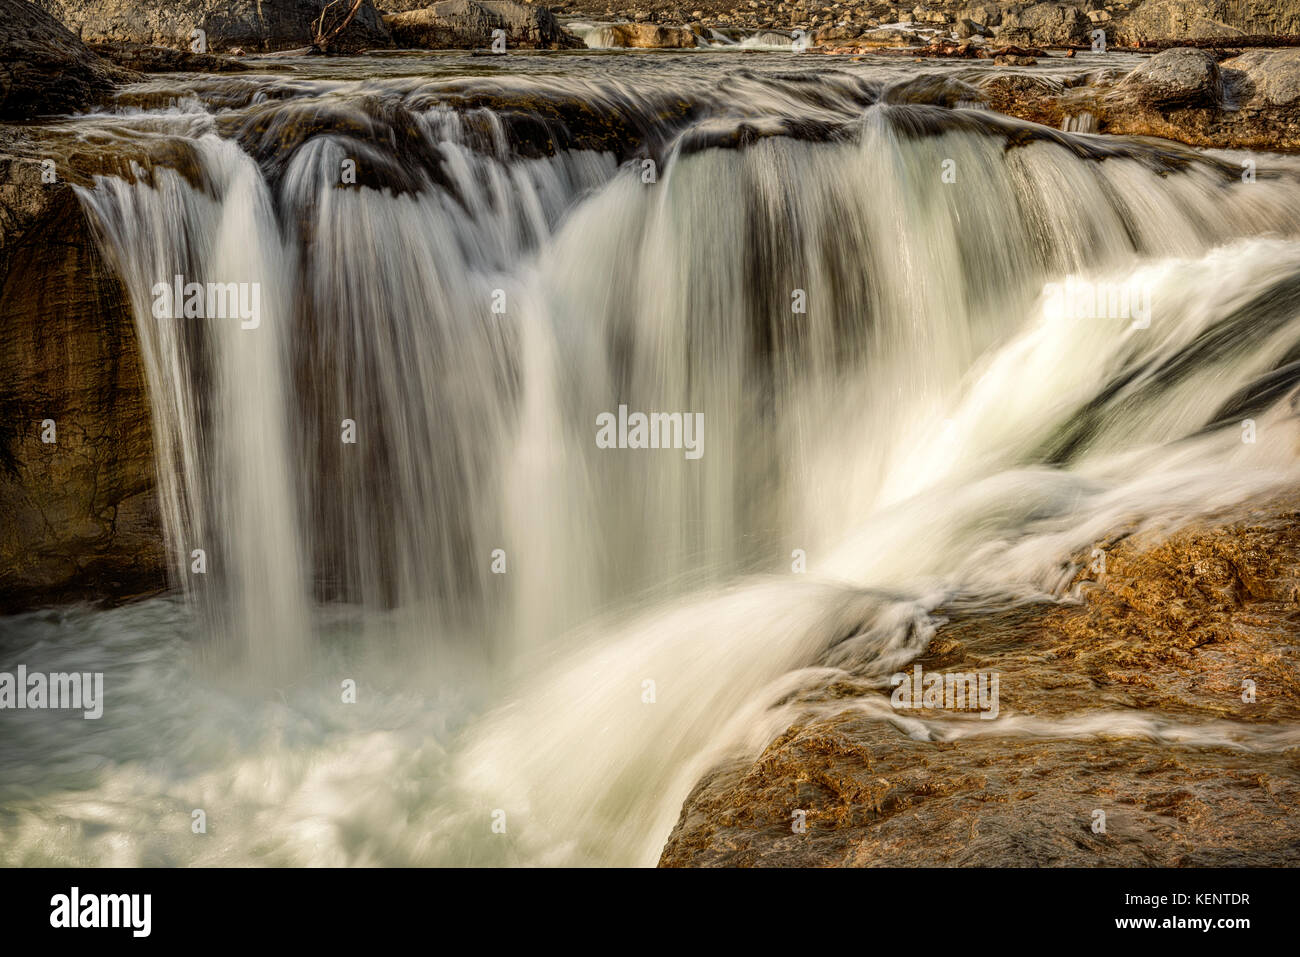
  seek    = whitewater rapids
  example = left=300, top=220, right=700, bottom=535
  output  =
left=3, top=51, right=1300, bottom=866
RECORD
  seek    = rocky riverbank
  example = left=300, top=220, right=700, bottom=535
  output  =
left=551, top=0, right=1300, bottom=48
left=975, top=46, right=1300, bottom=150
left=661, top=499, right=1300, bottom=866
left=1, top=3, right=165, bottom=611
left=13, top=0, right=1300, bottom=54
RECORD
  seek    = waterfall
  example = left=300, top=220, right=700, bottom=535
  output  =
left=39, top=64, right=1300, bottom=865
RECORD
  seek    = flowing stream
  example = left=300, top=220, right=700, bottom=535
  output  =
left=4, top=51, right=1300, bottom=866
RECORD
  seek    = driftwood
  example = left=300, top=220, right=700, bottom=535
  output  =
left=1132, top=34, right=1300, bottom=50
left=312, top=0, right=366, bottom=53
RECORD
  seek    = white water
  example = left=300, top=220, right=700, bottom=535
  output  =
left=5, top=60, right=1300, bottom=866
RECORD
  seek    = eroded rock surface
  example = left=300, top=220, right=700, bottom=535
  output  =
left=87, top=41, right=252, bottom=73
left=33, top=0, right=391, bottom=53
left=384, top=0, right=580, bottom=48
left=1115, top=0, right=1300, bottom=45
left=660, top=502, right=1300, bottom=866
left=0, top=0, right=125, bottom=120
left=0, top=137, right=164, bottom=611
left=978, top=47, right=1300, bottom=151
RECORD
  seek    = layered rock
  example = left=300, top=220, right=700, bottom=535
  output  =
left=32, top=0, right=392, bottom=53
left=1115, top=0, right=1300, bottom=45
left=979, top=46, right=1300, bottom=151
left=0, top=139, right=165, bottom=611
left=661, top=500, right=1300, bottom=866
left=88, top=42, right=252, bottom=73
left=384, top=0, right=580, bottom=48
left=0, top=0, right=125, bottom=120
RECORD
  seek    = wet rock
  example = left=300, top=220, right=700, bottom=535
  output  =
left=88, top=41, right=252, bottom=73
left=980, top=47, right=1300, bottom=151
left=33, top=0, right=391, bottom=53
left=0, top=138, right=165, bottom=611
left=660, top=502, right=1300, bottom=866
left=977, top=72, right=1072, bottom=126
left=987, top=42, right=1047, bottom=57
left=0, top=0, right=124, bottom=120
left=916, top=39, right=980, bottom=57
left=385, top=0, right=581, bottom=48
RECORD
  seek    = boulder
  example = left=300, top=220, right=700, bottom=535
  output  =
left=32, top=0, right=391, bottom=53
left=998, top=2, right=1091, bottom=46
left=0, top=0, right=122, bottom=120
left=962, top=2, right=1002, bottom=28
left=1117, top=46, right=1222, bottom=109
left=1221, top=49, right=1300, bottom=110
left=583, top=21, right=700, bottom=48
left=385, top=0, right=580, bottom=49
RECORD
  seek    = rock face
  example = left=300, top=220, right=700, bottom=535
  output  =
left=997, top=2, right=1091, bottom=46
left=981, top=47, right=1300, bottom=151
left=33, top=0, right=392, bottom=53
left=1116, top=0, right=1300, bottom=44
left=384, top=0, right=580, bottom=48
left=0, top=0, right=123, bottom=120
left=0, top=140, right=165, bottom=612
left=660, top=502, right=1300, bottom=866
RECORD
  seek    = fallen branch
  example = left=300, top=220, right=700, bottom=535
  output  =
left=312, top=0, right=366, bottom=54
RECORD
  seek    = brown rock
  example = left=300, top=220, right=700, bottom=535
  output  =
left=660, top=502, right=1300, bottom=866
left=32, top=0, right=391, bottom=53
left=981, top=47, right=1300, bottom=151
left=87, top=41, right=252, bottom=73
left=584, top=21, right=700, bottom=47
left=0, top=0, right=123, bottom=120
left=0, top=140, right=165, bottom=611
left=384, top=0, right=581, bottom=48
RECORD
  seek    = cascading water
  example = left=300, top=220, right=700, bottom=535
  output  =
left=4, top=53, right=1300, bottom=866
